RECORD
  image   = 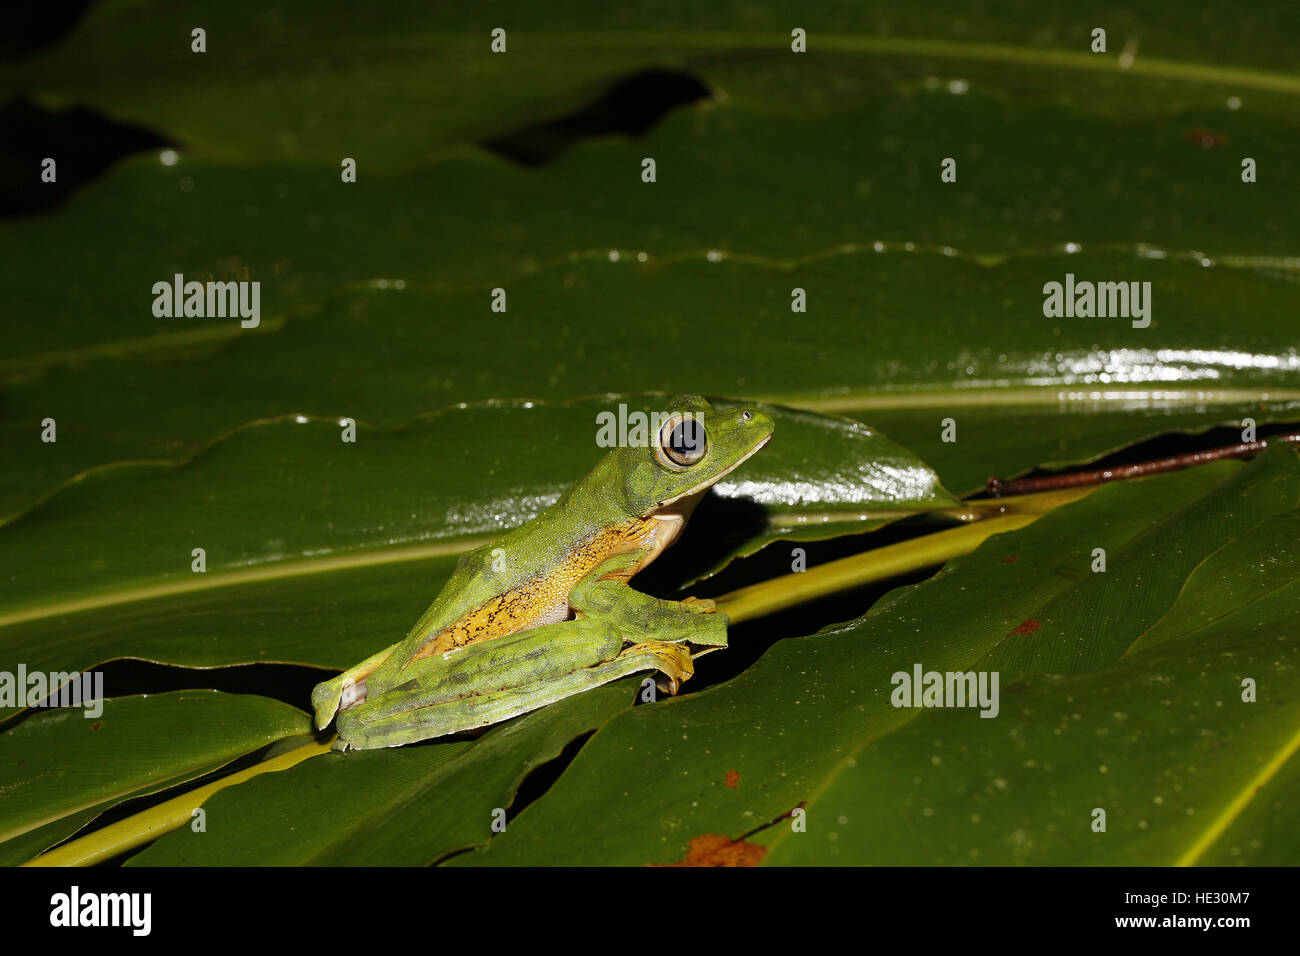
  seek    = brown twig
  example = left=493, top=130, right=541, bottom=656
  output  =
left=986, top=430, right=1300, bottom=496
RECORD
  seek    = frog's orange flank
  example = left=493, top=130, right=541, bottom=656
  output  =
left=409, top=518, right=664, bottom=662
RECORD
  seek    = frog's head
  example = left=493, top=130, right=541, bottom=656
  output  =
left=616, top=394, right=775, bottom=520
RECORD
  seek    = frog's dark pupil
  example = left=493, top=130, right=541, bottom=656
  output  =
left=668, top=419, right=706, bottom=462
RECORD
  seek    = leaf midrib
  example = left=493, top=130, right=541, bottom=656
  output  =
left=542, top=31, right=1300, bottom=96
left=0, top=538, right=492, bottom=631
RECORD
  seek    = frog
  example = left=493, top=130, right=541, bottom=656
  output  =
left=312, top=394, right=775, bottom=749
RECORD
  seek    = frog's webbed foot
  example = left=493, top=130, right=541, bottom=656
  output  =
left=677, top=596, right=717, bottom=614
left=621, top=640, right=695, bottom=696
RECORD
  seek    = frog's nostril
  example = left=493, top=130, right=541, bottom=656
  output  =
left=740, top=410, right=752, bottom=423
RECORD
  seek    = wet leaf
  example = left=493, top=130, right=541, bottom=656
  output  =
left=450, top=447, right=1300, bottom=865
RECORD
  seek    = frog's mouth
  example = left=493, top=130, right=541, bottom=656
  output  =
left=651, top=432, right=772, bottom=513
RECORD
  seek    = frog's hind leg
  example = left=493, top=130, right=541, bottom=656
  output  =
left=334, top=555, right=724, bottom=750
left=333, top=628, right=694, bottom=750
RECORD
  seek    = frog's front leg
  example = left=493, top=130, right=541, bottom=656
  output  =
left=571, top=552, right=729, bottom=651
left=557, top=553, right=728, bottom=695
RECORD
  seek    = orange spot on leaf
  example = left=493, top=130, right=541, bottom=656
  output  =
left=650, top=834, right=767, bottom=867
left=1185, top=127, right=1227, bottom=148
left=1008, top=619, right=1041, bottom=636
left=724, top=769, right=740, bottom=789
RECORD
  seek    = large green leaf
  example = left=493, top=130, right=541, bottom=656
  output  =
left=766, top=509, right=1300, bottom=864
left=765, top=621, right=1299, bottom=865
left=449, top=446, right=1300, bottom=865
left=3, top=232, right=1295, bottom=511
left=4, top=2, right=1299, bottom=511
left=0, top=691, right=309, bottom=864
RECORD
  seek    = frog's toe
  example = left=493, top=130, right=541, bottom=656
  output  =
left=628, top=641, right=694, bottom=696
left=654, top=673, right=680, bottom=696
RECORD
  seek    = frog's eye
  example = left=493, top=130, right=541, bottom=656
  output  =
left=656, top=415, right=708, bottom=470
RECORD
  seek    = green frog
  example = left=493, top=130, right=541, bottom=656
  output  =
left=312, top=395, right=774, bottom=749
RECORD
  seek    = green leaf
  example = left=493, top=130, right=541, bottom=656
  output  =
left=4, top=228, right=1296, bottom=512
left=127, top=679, right=634, bottom=865
left=0, top=691, right=309, bottom=864
left=449, top=446, right=1300, bottom=865
left=1127, top=509, right=1300, bottom=657
left=766, top=506, right=1300, bottom=864
left=765, top=622, right=1300, bottom=865
left=8, top=2, right=1300, bottom=169
left=5, top=4, right=1300, bottom=509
